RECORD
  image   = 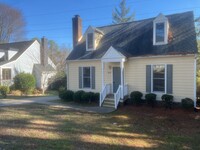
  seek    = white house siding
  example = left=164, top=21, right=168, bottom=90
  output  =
left=0, top=41, right=41, bottom=87
left=67, top=55, right=195, bottom=103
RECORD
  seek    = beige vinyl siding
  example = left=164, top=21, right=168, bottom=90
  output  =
left=67, top=60, right=102, bottom=92
left=67, top=55, right=195, bottom=102
left=125, top=55, right=195, bottom=102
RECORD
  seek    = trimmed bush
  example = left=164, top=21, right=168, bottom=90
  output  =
left=14, top=73, right=36, bottom=95
left=0, top=86, right=10, bottom=98
left=181, top=98, right=194, bottom=109
left=94, top=93, right=100, bottom=102
left=59, top=90, right=74, bottom=101
left=161, top=94, right=174, bottom=109
left=81, top=92, right=91, bottom=103
left=73, top=90, right=85, bottom=102
left=145, top=93, right=157, bottom=107
left=130, top=91, right=143, bottom=105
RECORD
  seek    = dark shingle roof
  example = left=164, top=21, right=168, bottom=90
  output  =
left=67, top=11, right=198, bottom=60
left=0, top=40, right=35, bottom=65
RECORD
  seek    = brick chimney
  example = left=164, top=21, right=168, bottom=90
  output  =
left=41, top=37, right=48, bottom=66
left=72, top=15, right=82, bottom=48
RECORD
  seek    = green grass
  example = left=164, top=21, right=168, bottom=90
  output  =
left=0, top=104, right=199, bottom=149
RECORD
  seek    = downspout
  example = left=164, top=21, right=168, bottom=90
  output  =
left=194, top=54, right=197, bottom=109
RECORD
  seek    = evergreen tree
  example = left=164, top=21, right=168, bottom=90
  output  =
left=112, top=0, right=135, bottom=24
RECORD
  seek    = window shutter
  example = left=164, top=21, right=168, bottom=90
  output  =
left=91, top=67, right=95, bottom=89
left=79, top=67, right=83, bottom=89
left=146, top=65, right=151, bottom=93
left=167, top=64, right=173, bottom=94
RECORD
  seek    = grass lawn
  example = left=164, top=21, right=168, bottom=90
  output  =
left=0, top=104, right=199, bottom=150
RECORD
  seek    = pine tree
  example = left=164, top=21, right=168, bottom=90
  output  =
left=112, top=0, right=135, bottom=24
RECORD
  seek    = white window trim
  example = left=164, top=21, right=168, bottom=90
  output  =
left=153, top=21, right=169, bottom=45
left=151, top=64, right=167, bottom=94
left=86, top=32, right=95, bottom=51
left=82, top=67, right=92, bottom=89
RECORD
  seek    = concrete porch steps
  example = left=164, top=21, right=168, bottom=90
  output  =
left=102, top=94, right=115, bottom=108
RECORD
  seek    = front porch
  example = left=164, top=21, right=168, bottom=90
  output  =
left=99, top=46, right=128, bottom=109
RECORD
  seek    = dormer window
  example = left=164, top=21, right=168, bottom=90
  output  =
left=153, top=14, right=169, bottom=45
left=85, top=26, right=104, bottom=51
left=87, top=33, right=94, bottom=50
left=155, top=23, right=165, bottom=42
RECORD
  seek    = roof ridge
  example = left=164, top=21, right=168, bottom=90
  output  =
left=0, top=40, right=34, bottom=45
left=97, top=11, right=193, bottom=29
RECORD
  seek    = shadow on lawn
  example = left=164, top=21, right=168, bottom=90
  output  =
left=0, top=104, right=199, bottom=149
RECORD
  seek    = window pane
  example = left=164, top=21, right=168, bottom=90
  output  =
left=83, top=67, right=91, bottom=88
left=2, top=69, right=11, bottom=80
left=83, top=67, right=90, bottom=77
left=87, top=33, right=93, bottom=49
left=153, top=79, right=165, bottom=92
left=153, top=65, right=165, bottom=92
left=156, top=23, right=165, bottom=42
left=153, top=65, right=165, bottom=78
left=83, top=77, right=90, bottom=88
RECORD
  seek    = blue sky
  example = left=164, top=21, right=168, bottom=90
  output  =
left=0, top=0, right=200, bottom=48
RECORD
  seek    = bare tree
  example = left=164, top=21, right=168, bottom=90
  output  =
left=48, top=40, right=70, bottom=73
left=0, top=3, right=26, bottom=43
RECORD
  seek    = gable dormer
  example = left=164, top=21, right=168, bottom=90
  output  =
left=86, top=26, right=103, bottom=51
left=153, top=13, right=169, bottom=45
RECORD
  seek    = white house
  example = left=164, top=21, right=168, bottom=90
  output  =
left=0, top=37, right=56, bottom=90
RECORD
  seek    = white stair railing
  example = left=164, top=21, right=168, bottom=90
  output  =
left=100, top=84, right=111, bottom=107
left=114, top=85, right=122, bottom=109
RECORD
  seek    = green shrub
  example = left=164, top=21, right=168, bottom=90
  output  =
left=130, top=91, right=143, bottom=105
left=181, top=98, right=194, bottom=109
left=81, top=92, right=91, bottom=103
left=161, top=94, right=174, bottom=109
left=59, top=90, right=74, bottom=101
left=0, top=86, right=10, bottom=98
left=58, top=86, right=65, bottom=92
left=9, top=84, right=15, bottom=91
left=94, top=93, right=100, bottom=102
left=73, top=90, right=85, bottom=102
left=145, top=93, right=157, bottom=107
left=14, top=73, right=36, bottom=95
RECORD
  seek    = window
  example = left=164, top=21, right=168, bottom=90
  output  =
left=83, top=67, right=91, bottom=88
left=2, top=68, right=11, bottom=80
left=156, top=23, right=165, bottom=43
left=153, top=14, right=169, bottom=45
left=153, top=65, right=165, bottom=92
left=87, top=33, right=94, bottom=50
